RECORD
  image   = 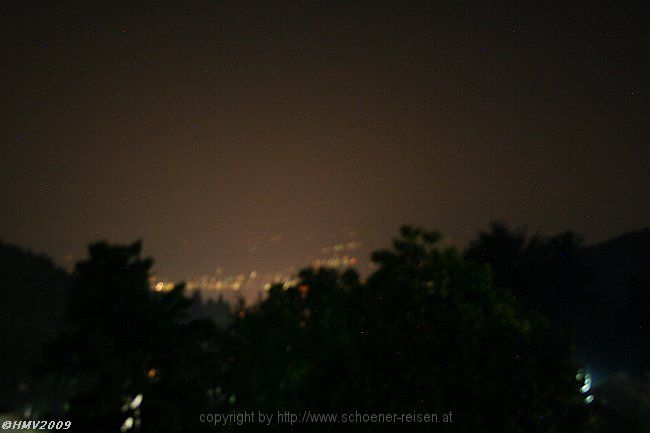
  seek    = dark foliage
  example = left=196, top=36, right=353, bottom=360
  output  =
left=465, top=223, right=650, bottom=379
left=35, top=229, right=600, bottom=432
left=222, top=227, right=588, bottom=432
left=0, top=241, right=70, bottom=412
left=38, top=241, right=224, bottom=433
left=465, top=222, right=595, bottom=327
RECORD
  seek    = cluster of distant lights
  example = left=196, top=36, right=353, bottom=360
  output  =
left=319, top=241, right=361, bottom=254
left=152, top=270, right=295, bottom=294
left=151, top=241, right=362, bottom=294
left=576, top=368, right=595, bottom=404
left=311, top=255, right=359, bottom=269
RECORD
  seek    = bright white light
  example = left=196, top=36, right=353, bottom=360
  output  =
left=129, top=394, right=143, bottom=410
left=121, top=417, right=134, bottom=432
left=584, top=395, right=594, bottom=404
left=580, top=383, right=591, bottom=393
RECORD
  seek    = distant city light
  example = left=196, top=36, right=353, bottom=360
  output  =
left=149, top=240, right=362, bottom=301
left=120, top=417, right=134, bottom=432
left=129, top=394, right=143, bottom=410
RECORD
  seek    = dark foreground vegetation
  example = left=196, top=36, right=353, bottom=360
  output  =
left=1, top=225, right=648, bottom=432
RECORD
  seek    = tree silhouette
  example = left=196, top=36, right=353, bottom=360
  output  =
left=224, top=226, right=589, bottom=432
left=465, top=222, right=594, bottom=327
left=0, top=241, right=70, bottom=412
left=39, top=241, right=223, bottom=433
left=36, top=230, right=597, bottom=432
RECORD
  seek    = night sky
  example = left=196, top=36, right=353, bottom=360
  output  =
left=4, top=1, right=649, bottom=281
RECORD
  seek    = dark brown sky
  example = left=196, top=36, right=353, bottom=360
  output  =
left=3, top=1, right=649, bottom=279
